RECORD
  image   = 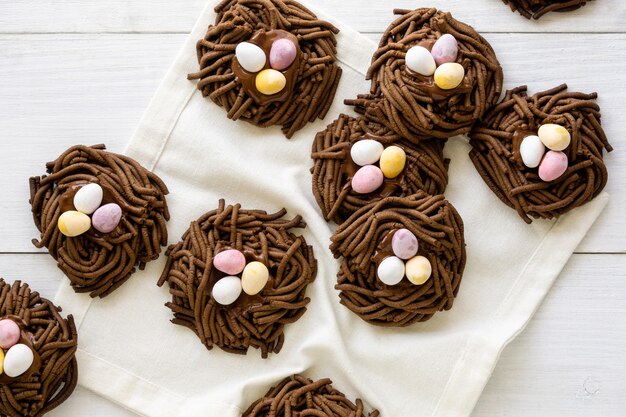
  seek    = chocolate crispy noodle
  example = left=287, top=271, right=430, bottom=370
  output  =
left=188, top=0, right=342, bottom=138
left=330, top=193, right=466, bottom=326
left=346, top=8, right=503, bottom=141
left=469, top=84, right=612, bottom=223
left=311, top=114, right=449, bottom=224
left=158, top=200, right=317, bottom=358
left=503, top=0, right=593, bottom=19
left=243, top=375, right=379, bottom=417
left=29, top=145, right=170, bottom=298
left=0, top=279, right=78, bottom=417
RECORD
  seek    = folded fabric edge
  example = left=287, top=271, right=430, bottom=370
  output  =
left=431, top=192, right=609, bottom=417
left=76, top=349, right=241, bottom=417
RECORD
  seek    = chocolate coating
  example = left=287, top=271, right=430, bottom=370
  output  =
left=502, top=0, right=594, bottom=19
left=29, top=144, right=170, bottom=298
left=0, top=279, right=78, bottom=417
left=158, top=200, right=317, bottom=358
left=243, top=375, right=379, bottom=417
left=188, top=0, right=342, bottom=138
left=231, top=30, right=301, bottom=105
left=330, top=193, right=466, bottom=327
left=345, top=8, right=503, bottom=141
left=469, top=84, right=612, bottom=223
left=311, top=114, right=449, bottom=224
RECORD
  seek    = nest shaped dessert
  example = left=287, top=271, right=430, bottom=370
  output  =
left=311, top=114, right=449, bottom=224
left=243, top=374, right=379, bottom=417
left=330, top=193, right=466, bottom=327
left=188, top=0, right=342, bottom=138
left=0, top=279, right=78, bottom=417
left=29, top=144, right=170, bottom=298
left=345, top=8, right=503, bottom=141
left=502, top=0, right=593, bottom=19
left=469, top=84, right=612, bottom=223
left=158, top=200, right=317, bottom=358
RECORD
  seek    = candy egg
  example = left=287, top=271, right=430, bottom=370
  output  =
left=351, top=165, right=384, bottom=194
left=92, top=203, right=122, bottom=234
left=391, top=228, right=418, bottom=260
left=3, top=344, right=34, bottom=378
left=350, top=139, right=384, bottom=166
left=241, top=261, right=269, bottom=295
left=0, top=320, right=21, bottom=350
left=520, top=135, right=546, bottom=168
left=235, top=42, right=266, bottom=73
left=269, top=38, right=297, bottom=71
left=431, top=34, right=459, bottom=66
left=538, top=124, right=571, bottom=151
left=377, top=256, right=405, bottom=286
left=213, top=249, right=246, bottom=275
left=538, top=150, right=568, bottom=182
left=434, top=63, right=465, bottom=90
left=405, top=255, right=432, bottom=285
left=0, top=348, right=4, bottom=375
left=212, top=276, right=242, bottom=306
left=379, top=146, right=406, bottom=179
left=255, top=69, right=287, bottom=95
left=405, top=46, right=437, bottom=76
left=73, top=183, right=103, bottom=215
left=57, top=210, right=91, bottom=237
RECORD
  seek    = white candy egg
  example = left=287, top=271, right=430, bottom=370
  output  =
left=350, top=139, right=384, bottom=166
left=73, top=183, right=103, bottom=214
left=235, top=42, right=266, bottom=73
left=212, top=276, right=242, bottom=305
left=519, top=135, right=546, bottom=168
left=3, top=344, right=34, bottom=378
left=405, top=46, right=437, bottom=76
left=377, top=256, right=405, bottom=286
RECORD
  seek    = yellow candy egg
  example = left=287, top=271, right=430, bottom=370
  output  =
left=0, top=348, right=4, bottom=375
left=405, top=255, right=432, bottom=285
left=255, top=69, right=286, bottom=95
left=379, top=146, right=406, bottom=179
left=538, top=124, right=571, bottom=151
left=241, top=261, right=269, bottom=295
left=57, top=210, right=91, bottom=237
left=434, top=62, right=465, bottom=90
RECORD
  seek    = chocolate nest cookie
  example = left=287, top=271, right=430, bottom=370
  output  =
left=158, top=200, right=317, bottom=358
left=243, top=374, right=379, bottom=417
left=311, top=114, right=449, bottom=224
left=502, top=0, right=593, bottom=19
left=345, top=8, right=503, bottom=141
left=30, top=144, right=170, bottom=298
left=469, top=84, right=612, bottom=223
left=0, top=279, right=78, bottom=417
left=188, top=0, right=342, bottom=138
left=330, top=193, right=466, bottom=326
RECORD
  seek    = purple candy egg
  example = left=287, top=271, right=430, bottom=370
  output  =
left=391, top=228, right=419, bottom=260
left=431, top=34, right=458, bottom=66
left=92, top=203, right=122, bottom=234
left=269, top=38, right=297, bottom=71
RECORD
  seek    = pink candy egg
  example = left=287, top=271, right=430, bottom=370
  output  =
left=391, top=228, right=418, bottom=260
left=351, top=165, right=384, bottom=194
left=0, top=319, right=21, bottom=349
left=92, top=203, right=122, bottom=233
left=431, top=34, right=458, bottom=66
left=538, top=151, right=568, bottom=182
left=213, top=249, right=246, bottom=275
left=269, top=39, right=297, bottom=71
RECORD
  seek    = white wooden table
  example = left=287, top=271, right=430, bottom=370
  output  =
left=1, top=1, right=625, bottom=415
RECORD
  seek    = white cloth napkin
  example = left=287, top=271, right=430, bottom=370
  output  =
left=54, top=2, right=608, bottom=416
